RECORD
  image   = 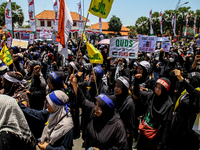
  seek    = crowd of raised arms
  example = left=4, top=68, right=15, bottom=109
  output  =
left=0, top=38, right=200, bottom=150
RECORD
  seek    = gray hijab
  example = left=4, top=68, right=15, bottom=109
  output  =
left=0, top=94, right=35, bottom=144
left=41, top=90, right=73, bottom=145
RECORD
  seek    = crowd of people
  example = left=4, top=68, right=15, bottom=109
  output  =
left=0, top=37, right=200, bottom=150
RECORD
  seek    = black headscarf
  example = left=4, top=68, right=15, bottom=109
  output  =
left=187, top=72, right=200, bottom=88
left=149, top=77, right=173, bottom=120
left=115, top=76, right=130, bottom=107
left=48, top=71, right=64, bottom=91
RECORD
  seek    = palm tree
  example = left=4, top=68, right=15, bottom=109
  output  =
left=0, top=2, right=24, bottom=27
left=162, top=10, right=174, bottom=37
left=135, top=16, right=149, bottom=35
left=176, top=6, right=191, bottom=38
left=196, top=10, right=200, bottom=34
left=152, top=12, right=160, bottom=36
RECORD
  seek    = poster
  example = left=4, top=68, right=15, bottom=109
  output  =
left=197, top=39, right=200, bottom=47
left=20, top=33, right=30, bottom=41
left=7, top=37, right=12, bottom=47
left=139, top=35, right=157, bottom=53
left=29, top=34, right=34, bottom=44
left=40, top=28, right=52, bottom=39
left=12, top=39, right=28, bottom=48
left=161, top=42, right=171, bottom=52
left=109, top=37, right=139, bottom=59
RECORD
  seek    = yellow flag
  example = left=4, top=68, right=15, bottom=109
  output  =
left=0, top=45, right=13, bottom=66
left=195, top=33, right=199, bottom=38
left=2, top=35, right=6, bottom=41
left=83, top=33, right=103, bottom=64
left=88, top=0, right=114, bottom=19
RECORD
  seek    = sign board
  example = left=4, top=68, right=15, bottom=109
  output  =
left=109, top=37, right=139, bottom=59
left=197, top=39, right=200, bottom=47
left=29, top=34, right=34, bottom=44
left=7, top=37, right=12, bottom=47
left=12, top=39, right=28, bottom=48
left=161, top=42, right=171, bottom=52
left=40, top=28, right=52, bottom=39
left=20, top=33, right=30, bottom=41
left=139, top=36, right=157, bottom=53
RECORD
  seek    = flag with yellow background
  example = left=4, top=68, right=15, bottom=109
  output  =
left=83, top=33, right=103, bottom=64
left=0, top=45, right=13, bottom=66
left=88, top=0, right=114, bottom=19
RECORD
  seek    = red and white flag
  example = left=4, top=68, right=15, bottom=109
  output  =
left=56, top=0, right=73, bottom=58
left=159, top=10, right=163, bottom=35
left=149, top=9, right=153, bottom=36
left=184, top=13, right=189, bottom=37
left=99, top=18, right=102, bottom=33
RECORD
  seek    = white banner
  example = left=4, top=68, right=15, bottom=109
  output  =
left=40, top=28, right=52, bottom=39
left=173, top=14, right=176, bottom=36
left=194, top=15, right=197, bottom=39
left=109, top=38, right=139, bottom=59
left=53, top=0, right=59, bottom=33
left=7, top=37, right=12, bottom=47
left=29, top=34, right=34, bottom=44
left=139, top=35, right=157, bottom=53
left=161, top=42, right=171, bottom=52
left=5, top=0, right=13, bottom=37
left=28, top=0, right=36, bottom=35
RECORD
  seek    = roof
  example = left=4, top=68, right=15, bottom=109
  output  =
left=90, top=22, right=130, bottom=32
left=90, top=22, right=130, bottom=36
left=35, top=10, right=88, bottom=21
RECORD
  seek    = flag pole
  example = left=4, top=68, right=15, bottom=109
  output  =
left=91, top=63, right=99, bottom=95
left=72, top=12, right=89, bottom=74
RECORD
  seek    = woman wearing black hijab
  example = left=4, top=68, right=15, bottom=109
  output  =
left=115, top=76, right=135, bottom=150
left=168, top=70, right=200, bottom=150
left=70, top=74, right=129, bottom=150
left=47, top=71, right=65, bottom=93
left=134, top=75, right=173, bottom=150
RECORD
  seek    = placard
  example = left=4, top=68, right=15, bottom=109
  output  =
left=20, top=33, right=30, bottom=41
left=139, top=35, right=157, bottom=53
left=109, top=37, right=139, bottom=59
left=12, top=39, right=28, bottom=48
left=161, top=42, right=171, bottom=52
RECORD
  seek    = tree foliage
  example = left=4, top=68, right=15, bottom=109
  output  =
left=0, top=2, right=24, bottom=27
left=108, top=15, right=122, bottom=35
left=127, top=26, right=137, bottom=38
left=134, top=7, right=200, bottom=36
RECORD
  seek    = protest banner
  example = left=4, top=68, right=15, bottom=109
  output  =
left=20, top=33, right=30, bottom=41
left=197, top=39, right=200, bottom=47
left=109, top=37, right=139, bottom=59
left=29, top=34, right=34, bottom=44
left=161, top=42, right=171, bottom=52
left=12, top=39, right=28, bottom=48
left=40, top=28, right=52, bottom=39
left=139, top=35, right=157, bottom=53
left=7, top=37, right=12, bottom=47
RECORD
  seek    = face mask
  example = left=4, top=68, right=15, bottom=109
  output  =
left=155, top=57, right=159, bottom=61
left=169, top=58, right=175, bottom=63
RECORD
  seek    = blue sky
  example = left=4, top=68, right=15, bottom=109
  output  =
left=9, top=0, right=200, bottom=26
